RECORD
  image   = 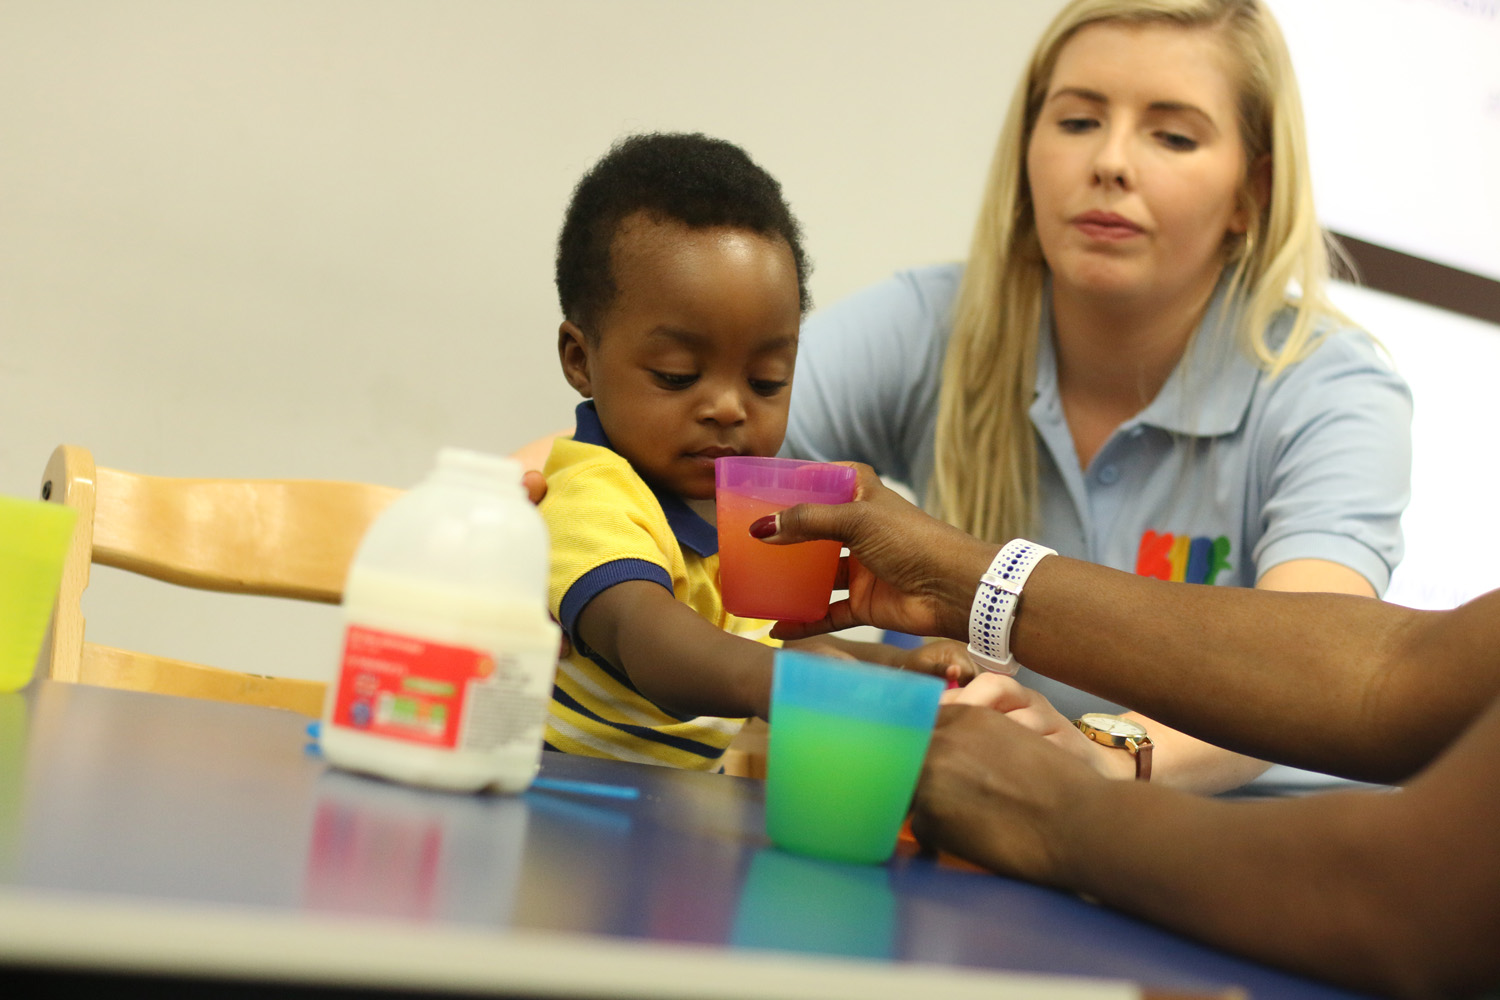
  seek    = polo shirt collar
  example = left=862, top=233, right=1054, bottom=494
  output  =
left=571, top=401, right=719, bottom=556
left=1033, top=274, right=1261, bottom=439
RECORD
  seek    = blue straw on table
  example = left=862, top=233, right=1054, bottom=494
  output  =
left=308, top=721, right=639, bottom=801
left=529, top=776, right=641, bottom=801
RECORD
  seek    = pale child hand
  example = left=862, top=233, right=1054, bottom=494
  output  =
left=894, top=639, right=978, bottom=685
left=942, top=674, right=1135, bottom=780
left=523, top=470, right=548, bottom=506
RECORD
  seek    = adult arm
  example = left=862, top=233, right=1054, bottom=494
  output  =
left=765, top=465, right=1500, bottom=782
left=1080, top=558, right=1375, bottom=791
left=1097, top=326, right=1411, bottom=789
left=1249, top=327, right=1413, bottom=599
left=910, top=694, right=1500, bottom=998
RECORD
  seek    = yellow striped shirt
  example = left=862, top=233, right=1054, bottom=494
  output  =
left=540, top=404, right=776, bottom=770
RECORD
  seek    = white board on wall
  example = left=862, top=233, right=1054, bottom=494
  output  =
left=1270, top=0, right=1500, bottom=282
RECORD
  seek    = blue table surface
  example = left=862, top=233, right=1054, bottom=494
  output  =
left=1, top=681, right=1372, bottom=999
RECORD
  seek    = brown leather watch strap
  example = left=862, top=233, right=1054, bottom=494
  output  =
left=1126, top=734, right=1153, bottom=781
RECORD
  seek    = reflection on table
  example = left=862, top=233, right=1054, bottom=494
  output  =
left=0, top=681, right=1373, bottom=999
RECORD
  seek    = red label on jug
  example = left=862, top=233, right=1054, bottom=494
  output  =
left=331, top=625, right=492, bottom=749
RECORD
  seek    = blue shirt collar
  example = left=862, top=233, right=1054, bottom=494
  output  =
left=1033, top=275, right=1265, bottom=439
left=571, top=401, right=719, bottom=557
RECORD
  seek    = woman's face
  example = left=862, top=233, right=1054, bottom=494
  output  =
left=1027, top=21, right=1252, bottom=312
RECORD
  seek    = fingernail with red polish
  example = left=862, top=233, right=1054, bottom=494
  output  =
left=749, top=515, right=778, bottom=539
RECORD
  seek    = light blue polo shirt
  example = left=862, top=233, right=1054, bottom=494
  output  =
left=784, top=264, right=1413, bottom=786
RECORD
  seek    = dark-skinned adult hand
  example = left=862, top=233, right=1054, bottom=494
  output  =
left=756, top=464, right=999, bottom=644
left=909, top=702, right=1107, bottom=886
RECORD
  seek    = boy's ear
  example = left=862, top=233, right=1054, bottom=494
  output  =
left=558, top=321, right=594, bottom=397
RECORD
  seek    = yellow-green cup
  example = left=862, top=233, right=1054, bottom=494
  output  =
left=0, top=495, right=78, bottom=692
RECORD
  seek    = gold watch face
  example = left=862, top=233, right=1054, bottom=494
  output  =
left=1078, top=712, right=1146, bottom=739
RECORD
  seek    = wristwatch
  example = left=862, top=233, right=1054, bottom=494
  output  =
left=1073, top=713, right=1153, bottom=781
left=967, top=539, right=1056, bottom=674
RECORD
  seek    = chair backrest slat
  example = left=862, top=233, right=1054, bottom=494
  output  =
left=90, top=468, right=400, bottom=602
left=39, top=444, right=401, bottom=716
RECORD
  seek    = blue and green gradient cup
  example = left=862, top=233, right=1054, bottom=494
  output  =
left=765, top=649, right=943, bottom=864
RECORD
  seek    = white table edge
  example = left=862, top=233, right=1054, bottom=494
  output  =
left=0, top=885, right=1140, bottom=1000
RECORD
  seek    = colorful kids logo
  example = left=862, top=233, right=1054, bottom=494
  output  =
left=1135, top=530, right=1232, bottom=585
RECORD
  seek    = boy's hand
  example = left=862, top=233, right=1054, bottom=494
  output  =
left=523, top=470, right=547, bottom=505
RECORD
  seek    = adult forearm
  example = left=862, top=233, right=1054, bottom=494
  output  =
left=765, top=470, right=1497, bottom=778
left=1117, top=713, right=1270, bottom=792
left=1009, top=557, right=1458, bottom=781
left=915, top=702, right=1500, bottom=997
left=1054, top=762, right=1498, bottom=998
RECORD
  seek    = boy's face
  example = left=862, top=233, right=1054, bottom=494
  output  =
left=559, top=215, right=801, bottom=501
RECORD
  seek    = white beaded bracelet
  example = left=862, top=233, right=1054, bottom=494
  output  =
left=967, top=539, right=1056, bottom=675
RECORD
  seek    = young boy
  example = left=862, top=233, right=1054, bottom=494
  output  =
left=541, top=132, right=963, bottom=770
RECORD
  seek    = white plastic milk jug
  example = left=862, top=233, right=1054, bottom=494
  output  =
left=321, top=448, right=560, bottom=793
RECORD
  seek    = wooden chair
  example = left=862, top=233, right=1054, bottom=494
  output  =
left=721, top=718, right=769, bottom=780
left=39, top=445, right=402, bottom=717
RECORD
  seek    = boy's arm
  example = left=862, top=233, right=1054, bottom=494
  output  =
left=574, top=580, right=774, bottom=720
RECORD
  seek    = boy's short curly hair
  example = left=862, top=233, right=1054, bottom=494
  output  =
left=556, top=132, right=811, bottom=335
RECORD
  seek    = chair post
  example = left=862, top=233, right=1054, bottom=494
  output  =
left=39, top=445, right=98, bottom=684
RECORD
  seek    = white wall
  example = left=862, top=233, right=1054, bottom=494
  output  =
left=0, top=1, right=1060, bottom=679
left=3, top=1, right=1496, bottom=683
left=1340, top=285, right=1500, bottom=611
left=1270, top=0, right=1500, bottom=281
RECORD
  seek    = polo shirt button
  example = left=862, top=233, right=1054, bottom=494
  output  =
left=1098, top=465, right=1120, bottom=485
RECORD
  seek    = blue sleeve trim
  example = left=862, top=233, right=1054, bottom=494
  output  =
left=558, top=558, right=674, bottom=636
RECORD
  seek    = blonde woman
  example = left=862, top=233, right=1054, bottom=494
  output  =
left=781, top=0, right=1412, bottom=792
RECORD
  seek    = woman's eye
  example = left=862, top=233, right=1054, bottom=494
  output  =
left=750, top=378, right=789, bottom=397
left=651, top=371, right=698, bottom=389
left=1058, top=116, right=1097, bottom=134
left=1157, top=131, right=1199, bottom=152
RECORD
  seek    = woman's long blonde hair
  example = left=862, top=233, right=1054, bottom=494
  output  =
left=931, top=0, right=1350, bottom=544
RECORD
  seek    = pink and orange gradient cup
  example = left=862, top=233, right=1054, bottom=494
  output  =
left=715, top=457, right=856, bottom=623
